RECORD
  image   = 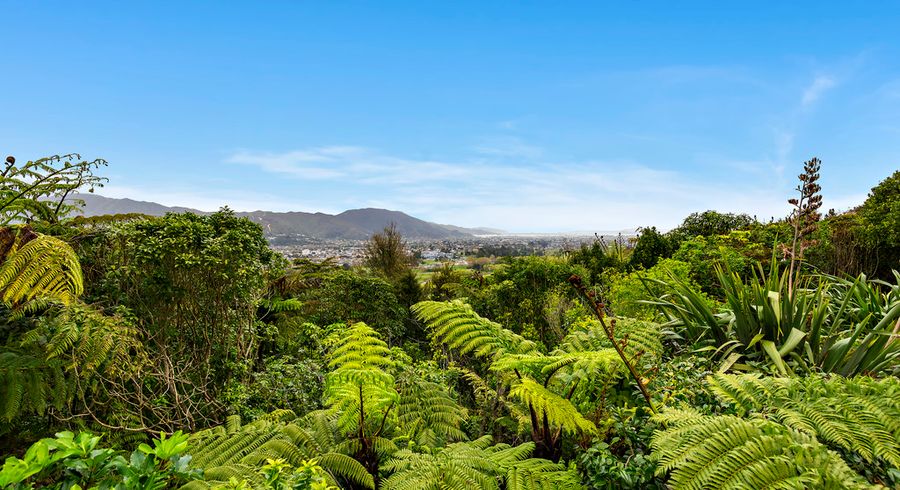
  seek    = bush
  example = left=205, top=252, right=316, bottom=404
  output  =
left=604, top=259, right=712, bottom=321
left=671, top=231, right=766, bottom=295
left=226, top=356, right=325, bottom=421
left=0, top=430, right=198, bottom=489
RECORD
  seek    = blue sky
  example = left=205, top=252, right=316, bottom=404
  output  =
left=2, top=1, right=899, bottom=232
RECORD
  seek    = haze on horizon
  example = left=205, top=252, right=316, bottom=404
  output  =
left=3, top=1, right=899, bottom=233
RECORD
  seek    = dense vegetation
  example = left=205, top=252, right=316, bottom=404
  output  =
left=2, top=154, right=900, bottom=489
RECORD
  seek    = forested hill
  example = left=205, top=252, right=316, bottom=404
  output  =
left=71, top=193, right=497, bottom=239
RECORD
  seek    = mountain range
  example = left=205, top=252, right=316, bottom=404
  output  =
left=71, top=194, right=504, bottom=240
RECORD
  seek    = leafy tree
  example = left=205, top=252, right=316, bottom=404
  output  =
left=667, top=210, right=755, bottom=246
left=363, top=224, right=414, bottom=281
left=306, top=269, right=408, bottom=345
left=75, top=209, right=276, bottom=430
left=426, top=262, right=462, bottom=301
left=568, top=235, right=626, bottom=284
left=628, top=227, right=673, bottom=270
left=671, top=230, right=765, bottom=294
left=858, top=170, right=900, bottom=278
left=466, top=256, right=588, bottom=349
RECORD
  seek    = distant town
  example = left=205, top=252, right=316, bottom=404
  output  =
left=270, top=233, right=634, bottom=267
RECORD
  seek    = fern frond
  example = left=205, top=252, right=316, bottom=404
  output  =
left=397, top=377, right=468, bottom=446
left=560, top=317, right=663, bottom=364
left=0, top=349, right=68, bottom=421
left=412, top=300, right=537, bottom=359
left=650, top=410, right=872, bottom=490
left=708, top=373, right=900, bottom=468
left=382, top=437, right=581, bottom=490
left=0, top=230, right=83, bottom=309
left=508, top=378, right=597, bottom=435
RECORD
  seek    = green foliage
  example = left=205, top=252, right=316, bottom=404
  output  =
left=0, top=227, right=83, bottom=313
left=0, top=430, right=198, bottom=489
left=0, top=154, right=107, bottom=226
left=628, top=227, right=673, bottom=270
left=382, top=436, right=583, bottom=490
left=302, top=269, right=408, bottom=345
left=580, top=440, right=660, bottom=490
left=603, top=258, right=709, bottom=321
left=708, top=373, right=900, bottom=468
left=226, top=356, right=325, bottom=423
left=858, top=170, right=900, bottom=279
left=667, top=210, right=755, bottom=246
left=363, top=224, right=415, bottom=281
left=859, top=170, right=900, bottom=248
left=567, top=236, right=627, bottom=285
left=425, top=262, right=463, bottom=301
left=96, top=209, right=274, bottom=363
left=651, top=408, right=872, bottom=489
left=80, top=209, right=276, bottom=429
left=464, top=256, right=589, bottom=348
left=671, top=230, right=767, bottom=294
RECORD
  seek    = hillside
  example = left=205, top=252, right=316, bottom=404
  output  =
left=72, top=194, right=492, bottom=240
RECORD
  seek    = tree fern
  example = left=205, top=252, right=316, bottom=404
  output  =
left=324, top=322, right=398, bottom=447
left=651, top=408, right=874, bottom=489
left=707, top=373, right=900, bottom=468
left=416, top=300, right=662, bottom=461
left=0, top=304, right=141, bottom=422
left=23, top=304, right=142, bottom=376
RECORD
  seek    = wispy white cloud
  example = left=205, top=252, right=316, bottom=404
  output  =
left=801, top=75, right=837, bottom=107
left=473, top=136, right=544, bottom=159
left=227, top=146, right=469, bottom=185
left=220, top=146, right=802, bottom=231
